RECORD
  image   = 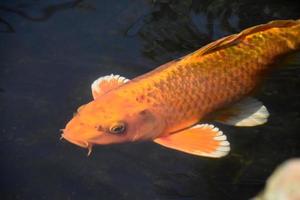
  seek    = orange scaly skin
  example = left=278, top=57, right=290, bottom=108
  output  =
left=62, top=19, right=300, bottom=156
left=116, top=19, right=300, bottom=134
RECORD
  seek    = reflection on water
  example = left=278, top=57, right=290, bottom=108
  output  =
left=0, top=0, right=300, bottom=200
left=0, top=0, right=86, bottom=32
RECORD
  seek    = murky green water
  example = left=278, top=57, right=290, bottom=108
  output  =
left=1, top=1, right=300, bottom=199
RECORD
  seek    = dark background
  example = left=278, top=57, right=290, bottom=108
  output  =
left=1, top=0, right=300, bottom=199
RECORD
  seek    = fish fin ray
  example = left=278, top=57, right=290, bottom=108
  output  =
left=214, top=97, right=269, bottom=127
left=91, top=74, right=129, bottom=99
left=193, top=19, right=299, bottom=56
left=153, top=124, right=230, bottom=158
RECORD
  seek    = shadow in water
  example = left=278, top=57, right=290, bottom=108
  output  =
left=0, top=17, right=14, bottom=32
left=127, top=0, right=300, bottom=61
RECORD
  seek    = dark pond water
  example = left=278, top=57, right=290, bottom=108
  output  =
left=1, top=0, right=300, bottom=199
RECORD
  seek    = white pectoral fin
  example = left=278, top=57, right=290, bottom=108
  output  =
left=154, top=124, right=230, bottom=158
left=91, top=74, right=129, bottom=99
left=214, top=97, right=270, bottom=127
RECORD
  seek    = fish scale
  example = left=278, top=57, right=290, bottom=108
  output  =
left=117, top=19, right=300, bottom=133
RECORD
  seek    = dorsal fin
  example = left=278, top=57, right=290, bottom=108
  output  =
left=91, top=74, right=129, bottom=99
left=193, top=19, right=300, bottom=56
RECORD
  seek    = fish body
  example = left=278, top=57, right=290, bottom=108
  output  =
left=62, top=19, right=300, bottom=157
left=120, top=19, right=300, bottom=133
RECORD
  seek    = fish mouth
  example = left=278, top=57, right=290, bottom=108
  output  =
left=61, top=133, right=94, bottom=156
left=61, top=133, right=89, bottom=148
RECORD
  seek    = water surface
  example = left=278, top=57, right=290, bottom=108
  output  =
left=1, top=1, right=300, bottom=199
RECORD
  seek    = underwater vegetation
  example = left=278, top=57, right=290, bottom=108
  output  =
left=1, top=0, right=300, bottom=200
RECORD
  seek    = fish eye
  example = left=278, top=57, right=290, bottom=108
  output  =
left=109, top=122, right=126, bottom=134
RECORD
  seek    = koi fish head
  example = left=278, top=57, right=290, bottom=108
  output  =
left=61, top=94, right=165, bottom=155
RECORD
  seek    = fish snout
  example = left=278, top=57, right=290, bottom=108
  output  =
left=61, top=132, right=89, bottom=148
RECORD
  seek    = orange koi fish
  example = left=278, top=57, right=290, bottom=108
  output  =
left=62, top=19, right=300, bottom=157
